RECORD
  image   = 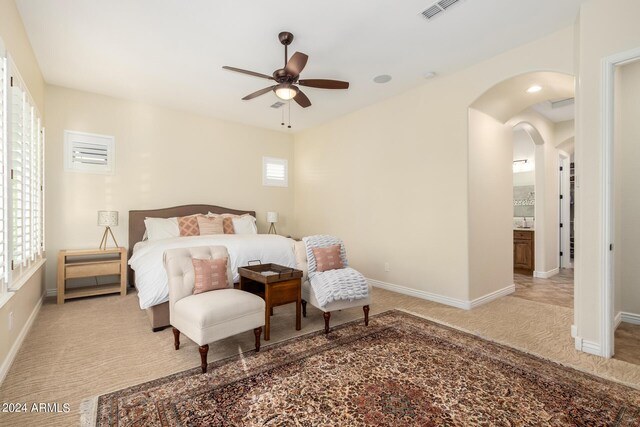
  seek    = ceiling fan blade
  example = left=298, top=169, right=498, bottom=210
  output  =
left=298, top=79, right=350, bottom=90
left=293, top=89, right=311, bottom=108
left=284, top=52, right=309, bottom=77
left=223, top=66, right=274, bottom=80
left=242, top=85, right=277, bottom=100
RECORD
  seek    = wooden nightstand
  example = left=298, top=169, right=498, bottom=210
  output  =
left=57, top=247, right=127, bottom=304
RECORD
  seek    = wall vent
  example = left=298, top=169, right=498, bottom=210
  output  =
left=420, top=0, right=463, bottom=20
left=270, top=101, right=285, bottom=109
left=64, top=130, right=115, bottom=174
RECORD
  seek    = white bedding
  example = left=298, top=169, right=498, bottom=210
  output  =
left=128, top=234, right=297, bottom=309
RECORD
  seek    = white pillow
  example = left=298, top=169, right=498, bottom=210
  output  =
left=144, top=217, right=179, bottom=240
left=232, top=215, right=257, bottom=234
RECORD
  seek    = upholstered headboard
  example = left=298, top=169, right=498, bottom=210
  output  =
left=127, top=204, right=256, bottom=286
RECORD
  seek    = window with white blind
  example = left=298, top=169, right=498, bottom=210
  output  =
left=262, top=157, right=288, bottom=187
left=4, top=56, right=45, bottom=289
left=0, top=52, right=7, bottom=295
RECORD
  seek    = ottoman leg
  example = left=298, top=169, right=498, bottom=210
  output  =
left=172, top=327, right=180, bottom=350
left=323, top=311, right=331, bottom=334
left=363, top=305, right=370, bottom=326
left=301, top=299, right=307, bottom=317
left=199, top=345, right=209, bottom=374
left=254, top=327, right=262, bottom=352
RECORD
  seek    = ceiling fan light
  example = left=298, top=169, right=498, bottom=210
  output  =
left=274, top=84, right=298, bottom=100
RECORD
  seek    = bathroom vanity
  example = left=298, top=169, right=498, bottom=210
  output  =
left=514, top=229, right=535, bottom=275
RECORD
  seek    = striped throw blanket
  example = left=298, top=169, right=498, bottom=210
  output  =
left=303, top=235, right=369, bottom=309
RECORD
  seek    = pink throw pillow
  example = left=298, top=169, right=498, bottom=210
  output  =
left=197, top=215, right=224, bottom=235
left=192, top=258, right=228, bottom=294
left=312, top=245, right=344, bottom=272
left=178, top=214, right=201, bottom=237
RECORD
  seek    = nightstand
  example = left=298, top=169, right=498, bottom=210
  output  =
left=57, top=247, right=127, bottom=304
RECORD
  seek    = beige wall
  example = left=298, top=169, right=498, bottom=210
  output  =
left=575, top=0, right=640, bottom=345
left=0, top=0, right=46, bottom=382
left=0, top=267, right=45, bottom=375
left=614, top=60, right=640, bottom=316
left=0, top=0, right=44, bottom=112
left=294, top=27, right=574, bottom=303
left=468, top=109, right=513, bottom=299
left=44, top=85, right=295, bottom=292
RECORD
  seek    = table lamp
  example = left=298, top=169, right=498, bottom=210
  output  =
left=98, top=210, right=119, bottom=250
left=266, top=211, right=278, bottom=235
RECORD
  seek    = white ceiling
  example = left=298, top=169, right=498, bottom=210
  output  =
left=16, top=0, right=588, bottom=132
left=531, top=98, right=575, bottom=123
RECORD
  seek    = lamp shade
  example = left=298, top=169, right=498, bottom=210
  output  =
left=266, top=211, right=279, bottom=223
left=97, top=210, right=119, bottom=227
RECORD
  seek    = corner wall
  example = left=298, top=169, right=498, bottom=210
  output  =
left=575, top=0, right=640, bottom=347
left=44, top=85, right=295, bottom=293
left=294, top=27, right=574, bottom=305
left=0, top=0, right=46, bottom=383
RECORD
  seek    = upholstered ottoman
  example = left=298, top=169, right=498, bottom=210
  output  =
left=164, top=246, right=265, bottom=373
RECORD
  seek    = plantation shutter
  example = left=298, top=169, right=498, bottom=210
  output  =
left=11, top=84, right=24, bottom=267
left=0, top=56, right=6, bottom=282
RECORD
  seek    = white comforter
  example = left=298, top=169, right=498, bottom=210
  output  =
left=129, top=234, right=297, bottom=309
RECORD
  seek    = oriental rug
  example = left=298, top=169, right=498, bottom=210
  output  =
left=89, top=310, right=640, bottom=426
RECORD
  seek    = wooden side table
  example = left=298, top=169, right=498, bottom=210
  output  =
left=57, top=247, right=127, bottom=304
left=238, top=264, right=303, bottom=341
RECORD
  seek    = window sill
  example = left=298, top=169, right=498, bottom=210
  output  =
left=0, top=258, right=47, bottom=310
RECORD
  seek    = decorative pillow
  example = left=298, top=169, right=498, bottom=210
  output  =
left=312, top=245, right=344, bottom=272
left=197, top=215, right=224, bottom=235
left=232, top=215, right=257, bottom=234
left=222, top=217, right=235, bottom=234
left=144, top=217, right=179, bottom=241
left=178, top=214, right=201, bottom=237
left=192, top=258, right=229, bottom=294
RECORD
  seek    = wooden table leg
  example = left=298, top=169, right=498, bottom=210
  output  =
left=264, top=285, right=271, bottom=341
left=296, top=280, right=301, bottom=331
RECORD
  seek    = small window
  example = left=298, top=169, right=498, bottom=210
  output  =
left=262, top=157, right=288, bottom=187
left=64, top=130, right=115, bottom=174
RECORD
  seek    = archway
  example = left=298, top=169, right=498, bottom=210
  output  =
left=467, top=71, right=575, bottom=305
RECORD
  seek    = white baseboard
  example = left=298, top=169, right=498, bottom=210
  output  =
left=615, top=312, right=622, bottom=330
left=368, top=279, right=514, bottom=310
left=367, top=278, right=469, bottom=310
left=574, top=336, right=603, bottom=356
left=0, top=295, right=43, bottom=385
left=620, top=312, right=640, bottom=325
left=45, top=288, right=57, bottom=297
left=469, top=284, right=515, bottom=309
left=534, top=268, right=560, bottom=279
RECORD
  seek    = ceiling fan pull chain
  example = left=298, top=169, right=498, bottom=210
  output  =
left=288, top=100, right=292, bottom=129
left=281, top=106, right=284, bottom=126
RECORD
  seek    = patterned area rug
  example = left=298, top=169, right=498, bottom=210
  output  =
left=92, top=310, right=640, bottom=426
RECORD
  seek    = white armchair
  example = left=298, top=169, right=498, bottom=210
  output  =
left=164, top=246, right=265, bottom=373
left=293, top=240, right=371, bottom=334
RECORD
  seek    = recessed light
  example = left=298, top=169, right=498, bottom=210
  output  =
left=527, top=85, right=542, bottom=93
left=423, top=71, right=437, bottom=79
left=373, top=74, right=392, bottom=84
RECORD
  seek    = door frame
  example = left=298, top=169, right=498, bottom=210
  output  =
left=601, top=47, right=640, bottom=358
left=558, top=152, right=571, bottom=269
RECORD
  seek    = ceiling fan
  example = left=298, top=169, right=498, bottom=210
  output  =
left=222, top=31, right=349, bottom=108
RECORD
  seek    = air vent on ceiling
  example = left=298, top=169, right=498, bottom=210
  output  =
left=420, top=0, right=462, bottom=20
left=270, top=101, right=285, bottom=109
left=551, top=98, right=575, bottom=109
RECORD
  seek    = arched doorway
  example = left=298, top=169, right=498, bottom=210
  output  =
left=467, top=70, right=576, bottom=330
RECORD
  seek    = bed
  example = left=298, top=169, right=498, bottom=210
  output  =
left=128, top=204, right=297, bottom=331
